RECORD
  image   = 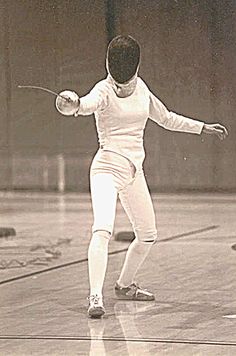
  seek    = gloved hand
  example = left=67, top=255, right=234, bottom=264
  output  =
left=55, top=90, right=80, bottom=116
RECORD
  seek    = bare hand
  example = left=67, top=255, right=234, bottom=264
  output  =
left=202, top=123, right=228, bottom=140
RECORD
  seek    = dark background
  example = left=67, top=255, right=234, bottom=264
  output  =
left=0, top=0, right=235, bottom=191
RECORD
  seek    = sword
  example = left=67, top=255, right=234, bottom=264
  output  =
left=17, top=85, right=71, bottom=102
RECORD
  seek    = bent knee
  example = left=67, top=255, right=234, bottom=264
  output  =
left=92, top=223, right=113, bottom=236
left=93, top=229, right=111, bottom=240
left=135, top=230, right=158, bottom=245
left=88, top=230, right=111, bottom=254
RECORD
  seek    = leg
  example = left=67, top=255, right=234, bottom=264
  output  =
left=88, top=173, right=118, bottom=317
left=116, top=170, right=157, bottom=298
left=88, top=230, right=110, bottom=298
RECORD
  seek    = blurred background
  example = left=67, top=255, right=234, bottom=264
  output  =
left=0, top=0, right=235, bottom=192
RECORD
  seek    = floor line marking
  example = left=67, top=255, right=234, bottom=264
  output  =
left=0, top=225, right=218, bottom=286
left=0, top=335, right=235, bottom=347
left=160, top=225, right=219, bottom=243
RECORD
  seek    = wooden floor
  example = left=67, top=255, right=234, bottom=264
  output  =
left=0, top=191, right=236, bottom=355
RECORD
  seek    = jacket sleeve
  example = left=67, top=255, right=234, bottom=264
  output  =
left=149, top=91, right=204, bottom=134
left=74, top=81, right=108, bottom=116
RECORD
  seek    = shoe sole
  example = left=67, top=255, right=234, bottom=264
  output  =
left=88, top=307, right=105, bottom=318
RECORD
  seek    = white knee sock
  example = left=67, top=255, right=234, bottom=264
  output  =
left=88, top=231, right=110, bottom=298
left=117, top=238, right=152, bottom=287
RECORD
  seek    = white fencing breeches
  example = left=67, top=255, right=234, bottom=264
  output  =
left=90, top=149, right=157, bottom=243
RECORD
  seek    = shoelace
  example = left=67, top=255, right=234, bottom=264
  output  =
left=126, top=283, right=140, bottom=297
left=130, top=283, right=149, bottom=296
left=87, top=295, right=100, bottom=305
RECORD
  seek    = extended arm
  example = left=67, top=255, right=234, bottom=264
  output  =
left=149, top=92, right=228, bottom=140
left=55, top=82, right=108, bottom=117
left=149, top=92, right=204, bottom=134
left=74, top=82, right=108, bottom=116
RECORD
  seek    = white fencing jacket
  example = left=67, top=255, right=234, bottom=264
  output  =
left=75, top=76, right=204, bottom=169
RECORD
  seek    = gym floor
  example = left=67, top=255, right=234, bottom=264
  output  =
left=0, top=192, right=235, bottom=355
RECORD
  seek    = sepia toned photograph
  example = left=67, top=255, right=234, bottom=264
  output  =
left=0, top=1, right=235, bottom=355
